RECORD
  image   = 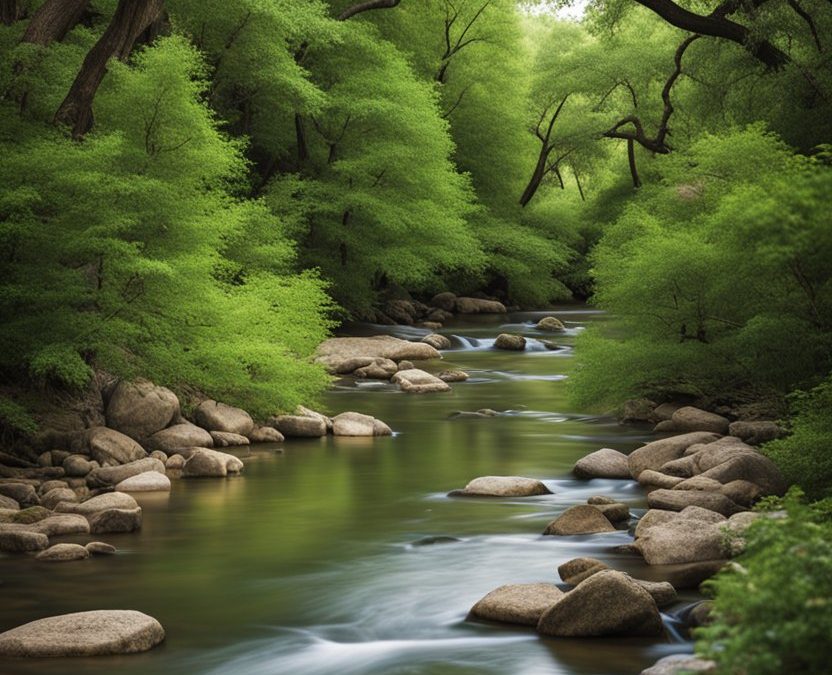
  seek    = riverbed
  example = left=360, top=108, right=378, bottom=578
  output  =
left=0, top=307, right=698, bottom=674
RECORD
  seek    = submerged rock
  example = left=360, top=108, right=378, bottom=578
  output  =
left=391, top=369, right=451, bottom=393
left=451, top=476, right=551, bottom=498
left=573, top=448, right=630, bottom=479
left=537, top=570, right=663, bottom=637
left=494, top=333, right=526, bottom=351
left=332, top=412, right=392, bottom=437
left=89, top=508, right=142, bottom=534
left=0, top=610, right=165, bottom=657
left=36, top=543, right=90, bottom=562
left=438, top=370, right=469, bottom=382
left=470, top=583, right=564, bottom=626
left=85, top=541, right=117, bottom=556
left=536, top=316, right=565, bottom=332
left=182, top=448, right=244, bottom=478
left=543, top=505, right=616, bottom=535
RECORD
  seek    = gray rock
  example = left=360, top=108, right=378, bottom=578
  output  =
left=87, top=427, right=147, bottom=466
left=452, top=476, right=551, bottom=497
left=558, top=557, right=609, bottom=585
left=537, top=570, right=663, bottom=637
left=182, top=449, right=244, bottom=478
left=0, top=530, right=49, bottom=552
left=0, top=494, right=19, bottom=510
left=36, top=543, right=90, bottom=562
left=671, top=407, right=730, bottom=434
left=430, top=292, right=457, bottom=312
left=470, top=583, right=564, bottom=626
left=699, top=453, right=787, bottom=496
left=85, top=541, right=117, bottom=555
left=145, top=423, right=214, bottom=453
left=421, top=334, right=451, bottom=350
left=332, top=412, right=392, bottom=437
left=454, top=297, right=506, bottom=314
left=56, top=491, right=139, bottom=515
left=41, top=487, right=79, bottom=510
left=573, top=448, right=630, bottom=479
left=647, top=489, right=745, bottom=516
left=592, top=502, right=630, bottom=523
left=637, top=470, right=685, bottom=489
left=391, top=369, right=451, bottom=393
left=62, top=454, right=95, bottom=477
left=115, top=471, right=171, bottom=492
left=438, top=370, right=469, bottom=383
left=87, top=457, right=165, bottom=488
left=247, top=426, right=285, bottom=443
left=105, top=379, right=180, bottom=441
left=0, top=483, right=38, bottom=507
left=194, top=400, right=254, bottom=436
left=165, top=454, right=185, bottom=470
left=728, top=420, right=784, bottom=445
left=354, top=358, right=399, bottom=379
left=271, top=415, right=327, bottom=438
left=209, top=431, right=250, bottom=447
left=315, top=336, right=441, bottom=373
left=641, top=654, right=716, bottom=675
left=39, top=480, right=69, bottom=495
left=0, top=610, right=164, bottom=657
left=628, top=432, right=721, bottom=479
left=635, top=516, right=729, bottom=565
left=89, top=508, right=142, bottom=534
left=536, top=316, right=565, bottom=332
left=494, top=333, right=526, bottom=351
left=31, top=514, right=90, bottom=536
left=149, top=450, right=167, bottom=462
left=543, top=505, right=616, bottom=535
left=634, top=579, right=677, bottom=608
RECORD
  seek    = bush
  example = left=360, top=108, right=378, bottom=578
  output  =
left=763, top=377, right=832, bottom=500
left=696, top=489, right=832, bottom=674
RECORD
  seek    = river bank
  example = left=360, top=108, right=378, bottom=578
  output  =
left=0, top=306, right=785, bottom=674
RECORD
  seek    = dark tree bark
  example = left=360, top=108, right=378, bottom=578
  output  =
left=519, top=95, right=570, bottom=207
left=54, top=0, right=164, bottom=139
left=21, top=0, right=89, bottom=45
left=437, top=0, right=490, bottom=83
left=1, top=0, right=23, bottom=25
left=634, top=0, right=788, bottom=69
left=338, top=0, right=401, bottom=21
left=627, top=139, right=641, bottom=188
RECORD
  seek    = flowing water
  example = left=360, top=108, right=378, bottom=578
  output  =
left=0, top=307, right=699, bottom=675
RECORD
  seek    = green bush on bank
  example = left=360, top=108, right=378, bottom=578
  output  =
left=696, top=489, right=832, bottom=674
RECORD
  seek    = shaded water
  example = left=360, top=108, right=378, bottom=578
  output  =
left=0, top=307, right=698, bottom=674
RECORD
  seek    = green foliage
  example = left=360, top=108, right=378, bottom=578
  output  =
left=696, top=488, right=832, bottom=675
left=0, top=396, right=38, bottom=437
left=763, top=377, right=832, bottom=500
left=572, top=127, right=832, bottom=408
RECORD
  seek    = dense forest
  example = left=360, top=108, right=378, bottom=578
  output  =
left=1, top=0, right=831, bottom=672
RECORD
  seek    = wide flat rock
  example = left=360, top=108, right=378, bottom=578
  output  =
left=470, top=583, right=564, bottom=626
left=0, top=610, right=164, bottom=657
left=451, top=476, right=551, bottom=497
left=316, top=336, right=440, bottom=373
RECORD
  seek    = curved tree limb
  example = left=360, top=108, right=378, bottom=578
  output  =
left=21, top=0, right=90, bottom=45
left=338, top=0, right=401, bottom=21
left=634, top=0, right=789, bottom=69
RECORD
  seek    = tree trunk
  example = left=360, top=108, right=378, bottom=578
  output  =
left=627, top=139, right=641, bottom=189
left=519, top=149, right=550, bottom=207
left=21, top=0, right=89, bottom=44
left=1, top=0, right=22, bottom=25
left=54, top=0, right=164, bottom=139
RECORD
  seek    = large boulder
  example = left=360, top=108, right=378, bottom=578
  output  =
left=271, top=415, right=327, bottom=438
left=728, top=420, right=784, bottom=445
left=41, top=487, right=79, bottom=510
left=86, top=457, right=165, bottom=488
left=647, top=489, right=745, bottom=517
left=543, top=505, right=616, bottom=535
left=638, top=470, right=685, bottom=489
left=115, top=471, right=171, bottom=492
left=671, top=407, right=730, bottom=434
left=31, top=514, right=90, bottom=536
left=628, top=432, right=721, bottom=479
left=454, top=297, right=506, bottom=314
left=450, top=476, right=551, bottom=498
left=315, top=336, right=441, bottom=373
left=35, top=543, right=90, bottom=562
left=573, top=448, right=630, bottom=479
left=0, top=610, right=164, bottom=657
left=641, top=655, right=716, bottom=675
left=145, top=423, right=214, bottom=453
left=194, top=400, right=254, bottom=436
left=391, top=369, right=451, bottom=393
left=635, top=509, right=731, bottom=565
left=470, top=584, right=564, bottom=626
left=105, top=379, right=179, bottom=441
left=0, top=483, right=39, bottom=507
left=421, top=334, right=451, bottom=350
left=698, top=453, right=787, bottom=496
left=89, top=508, right=142, bottom=534
left=87, top=427, right=147, bottom=467
left=536, top=316, right=565, bottom=332
left=430, top=292, right=457, bottom=312
left=182, top=448, right=244, bottom=478
left=332, top=412, right=392, bottom=437
left=0, top=494, right=19, bottom=510
left=494, top=334, right=526, bottom=351
left=57, top=491, right=139, bottom=515
left=62, top=454, right=95, bottom=477
left=537, top=571, right=663, bottom=637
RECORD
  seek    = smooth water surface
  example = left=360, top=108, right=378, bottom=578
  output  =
left=0, top=308, right=697, bottom=675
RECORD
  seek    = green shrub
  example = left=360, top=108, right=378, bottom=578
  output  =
left=696, top=489, right=832, bottom=674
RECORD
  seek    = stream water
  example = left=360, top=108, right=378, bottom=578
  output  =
left=0, top=307, right=699, bottom=675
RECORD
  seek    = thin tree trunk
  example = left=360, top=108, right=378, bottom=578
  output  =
left=519, top=151, right=549, bottom=207
left=54, top=0, right=164, bottom=139
left=627, top=139, right=641, bottom=188
left=21, top=0, right=89, bottom=45
left=574, top=169, right=585, bottom=201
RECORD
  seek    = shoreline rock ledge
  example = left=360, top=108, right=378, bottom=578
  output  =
left=0, top=610, right=165, bottom=657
